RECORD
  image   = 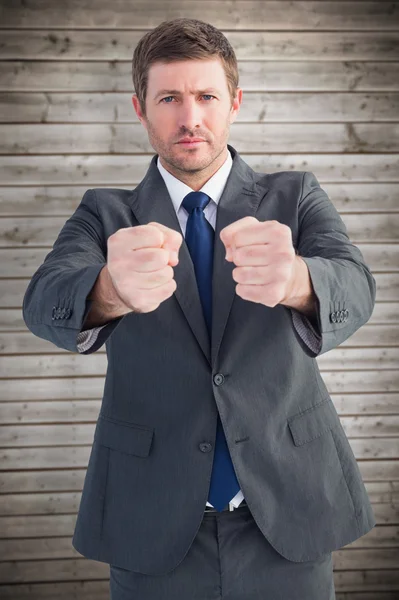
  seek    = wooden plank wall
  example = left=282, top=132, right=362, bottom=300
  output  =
left=0, top=1, right=398, bottom=597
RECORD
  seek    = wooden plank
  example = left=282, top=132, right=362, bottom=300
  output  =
left=359, top=460, right=399, bottom=481
left=0, top=326, right=399, bottom=354
left=0, top=492, right=83, bottom=516
left=0, top=557, right=107, bottom=582
left=2, top=122, right=399, bottom=154
left=2, top=272, right=398, bottom=307
left=316, top=348, right=399, bottom=370
left=0, top=355, right=107, bottom=378
left=333, top=548, right=399, bottom=570
left=0, top=446, right=91, bottom=469
left=0, top=581, right=397, bottom=600
left=0, top=302, right=396, bottom=333
left=0, top=377, right=105, bottom=401
left=1, top=370, right=397, bottom=404
left=1, top=61, right=399, bottom=93
left=0, top=548, right=397, bottom=583
left=370, top=503, right=399, bottom=524
left=2, top=482, right=398, bottom=516
left=336, top=594, right=399, bottom=599
left=0, top=514, right=77, bottom=538
left=349, top=438, right=399, bottom=460
left=1, top=184, right=399, bottom=216
left=0, top=470, right=86, bottom=493
left=341, top=325, right=399, bottom=346
left=0, top=581, right=109, bottom=600
left=322, top=369, right=399, bottom=393
left=0, top=525, right=397, bottom=563
left=0, top=461, right=396, bottom=495
left=2, top=91, right=399, bottom=124
left=0, top=536, right=79, bottom=560
left=1, top=581, right=106, bottom=600
left=2, top=30, right=399, bottom=61
left=0, top=346, right=398, bottom=376
left=0, top=458, right=396, bottom=491
left=2, top=244, right=398, bottom=279
left=0, top=438, right=398, bottom=468
left=332, top=393, right=399, bottom=415
left=0, top=394, right=398, bottom=426
left=0, top=416, right=398, bottom=447
left=0, top=400, right=102, bottom=424
left=1, top=154, right=399, bottom=185
left=1, top=214, right=398, bottom=249
left=1, top=1, right=397, bottom=30
left=0, top=245, right=394, bottom=281
left=335, top=568, right=399, bottom=591
left=0, top=504, right=397, bottom=540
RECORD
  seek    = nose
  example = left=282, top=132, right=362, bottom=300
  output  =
left=177, top=98, right=203, bottom=131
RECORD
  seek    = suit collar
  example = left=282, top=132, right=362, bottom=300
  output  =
left=128, top=144, right=270, bottom=369
left=156, top=147, right=233, bottom=211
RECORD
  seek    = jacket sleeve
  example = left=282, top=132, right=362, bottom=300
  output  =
left=22, top=189, right=125, bottom=354
left=289, top=171, right=376, bottom=358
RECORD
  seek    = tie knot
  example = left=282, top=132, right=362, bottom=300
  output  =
left=181, top=191, right=211, bottom=214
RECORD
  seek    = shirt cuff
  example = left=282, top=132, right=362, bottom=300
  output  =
left=290, top=309, right=322, bottom=354
left=76, top=325, right=108, bottom=353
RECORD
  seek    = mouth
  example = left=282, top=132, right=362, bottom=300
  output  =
left=177, top=139, right=206, bottom=147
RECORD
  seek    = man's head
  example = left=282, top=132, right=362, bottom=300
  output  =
left=131, top=18, right=242, bottom=187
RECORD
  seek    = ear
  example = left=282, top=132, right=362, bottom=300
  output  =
left=229, top=88, right=243, bottom=125
left=132, top=94, right=148, bottom=129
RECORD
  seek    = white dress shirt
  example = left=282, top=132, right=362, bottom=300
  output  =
left=76, top=149, right=322, bottom=509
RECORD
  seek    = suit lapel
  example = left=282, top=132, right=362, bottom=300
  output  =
left=128, top=144, right=270, bottom=370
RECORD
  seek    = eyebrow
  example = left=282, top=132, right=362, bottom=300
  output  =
left=153, top=88, right=221, bottom=101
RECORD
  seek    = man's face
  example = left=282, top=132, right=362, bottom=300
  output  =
left=132, top=57, right=242, bottom=175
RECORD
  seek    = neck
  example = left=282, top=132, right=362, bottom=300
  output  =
left=159, top=147, right=229, bottom=191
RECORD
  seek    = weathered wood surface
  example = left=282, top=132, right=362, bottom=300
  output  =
left=2, top=61, right=399, bottom=92
left=1, top=184, right=399, bottom=216
left=1, top=274, right=396, bottom=308
left=1, top=1, right=398, bottom=30
left=2, top=122, right=399, bottom=153
left=2, top=91, right=399, bottom=123
left=2, top=154, right=399, bottom=185
left=1, top=0, right=398, bottom=594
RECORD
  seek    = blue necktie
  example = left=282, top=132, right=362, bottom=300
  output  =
left=181, top=191, right=240, bottom=511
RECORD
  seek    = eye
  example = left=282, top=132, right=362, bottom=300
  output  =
left=159, top=95, right=216, bottom=103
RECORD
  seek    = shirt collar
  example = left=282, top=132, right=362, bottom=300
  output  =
left=156, top=148, right=233, bottom=212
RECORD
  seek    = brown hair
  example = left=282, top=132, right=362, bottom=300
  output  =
left=132, top=18, right=239, bottom=116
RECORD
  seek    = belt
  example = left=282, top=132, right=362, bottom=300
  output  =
left=205, top=499, right=248, bottom=513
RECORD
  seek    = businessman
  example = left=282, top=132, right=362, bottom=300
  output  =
left=23, top=17, right=377, bottom=600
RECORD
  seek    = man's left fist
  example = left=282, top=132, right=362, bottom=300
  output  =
left=219, top=216, right=297, bottom=307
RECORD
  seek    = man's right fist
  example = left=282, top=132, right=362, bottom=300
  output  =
left=106, top=222, right=183, bottom=314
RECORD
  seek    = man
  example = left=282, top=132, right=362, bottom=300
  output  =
left=23, top=17, right=376, bottom=600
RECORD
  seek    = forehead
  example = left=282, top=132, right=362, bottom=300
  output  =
left=147, top=58, right=228, bottom=94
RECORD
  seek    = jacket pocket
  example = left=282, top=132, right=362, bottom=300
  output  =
left=94, top=414, right=154, bottom=457
left=287, top=396, right=340, bottom=446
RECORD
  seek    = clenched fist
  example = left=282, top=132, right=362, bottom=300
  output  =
left=107, top=222, right=183, bottom=314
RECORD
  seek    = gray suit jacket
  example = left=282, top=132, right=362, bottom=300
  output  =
left=22, top=144, right=377, bottom=575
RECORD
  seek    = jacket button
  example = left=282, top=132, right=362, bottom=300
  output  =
left=199, top=443, right=213, bottom=453
left=213, top=374, right=225, bottom=386
left=330, top=311, right=337, bottom=323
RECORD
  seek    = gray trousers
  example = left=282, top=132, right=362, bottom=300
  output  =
left=109, top=503, right=336, bottom=599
